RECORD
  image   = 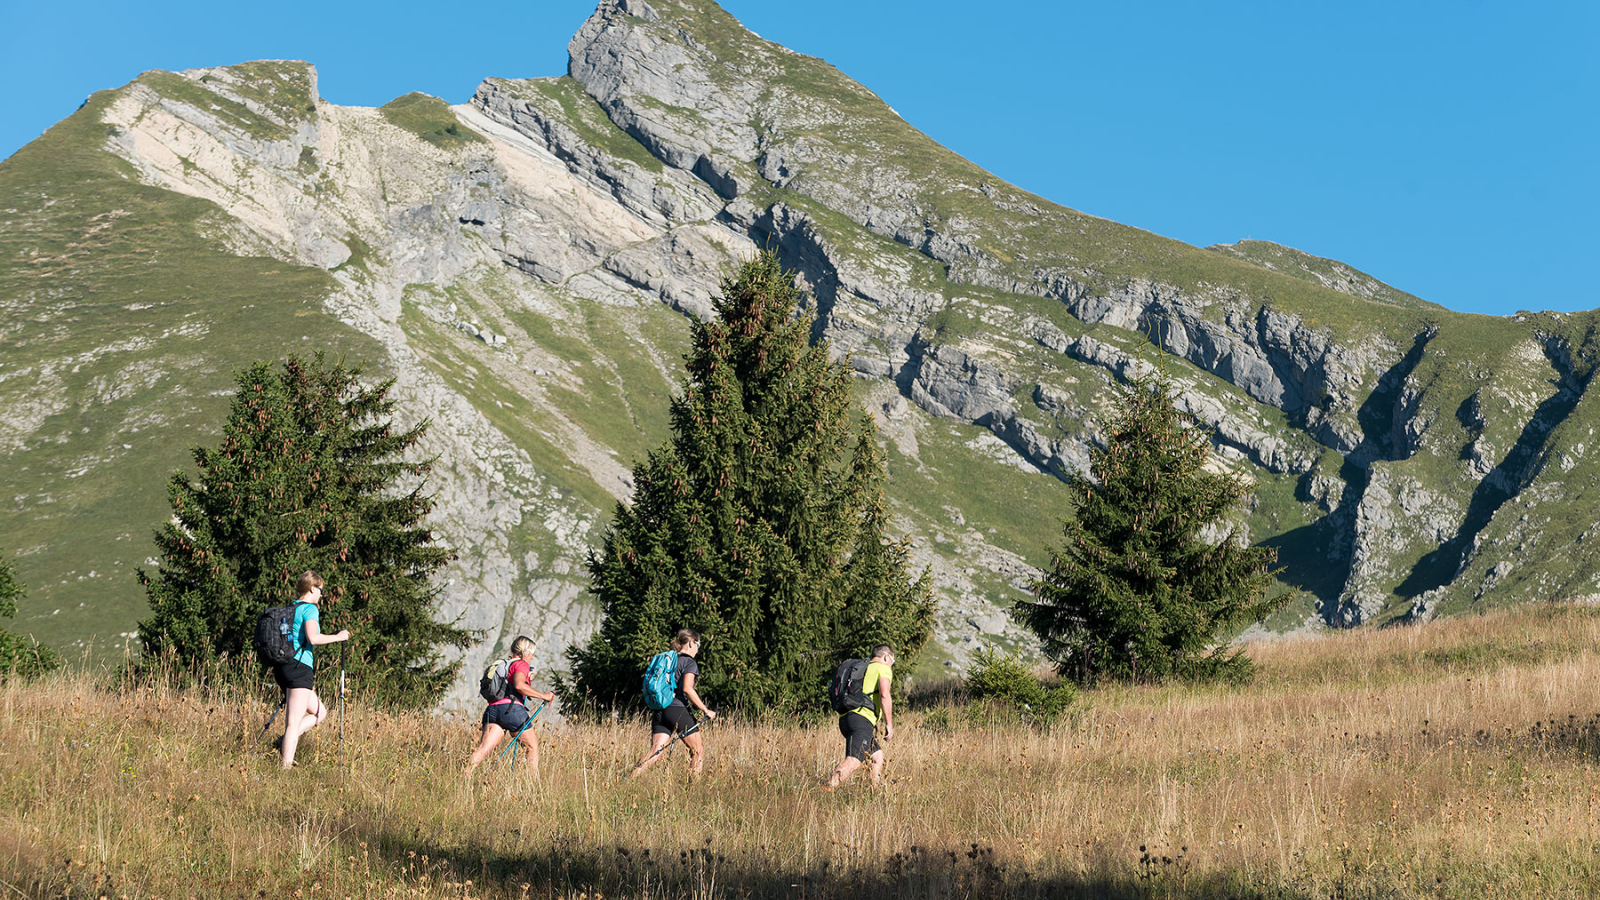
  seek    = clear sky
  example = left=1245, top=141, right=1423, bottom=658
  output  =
left=3, top=1, right=1594, bottom=316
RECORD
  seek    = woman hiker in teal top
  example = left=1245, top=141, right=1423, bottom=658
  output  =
left=274, top=570, right=350, bottom=769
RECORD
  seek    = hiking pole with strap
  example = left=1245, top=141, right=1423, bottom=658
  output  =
left=338, top=641, right=347, bottom=770
left=257, top=699, right=286, bottom=746
left=637, top=714, right=708, bottom=769
left=486, top=699, right=547, bottom=777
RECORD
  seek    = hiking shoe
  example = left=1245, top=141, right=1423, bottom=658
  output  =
left=271, top=735, right=284, bottom=752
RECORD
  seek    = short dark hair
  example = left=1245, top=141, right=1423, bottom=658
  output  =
left=871, top=644, right=893, bottom=660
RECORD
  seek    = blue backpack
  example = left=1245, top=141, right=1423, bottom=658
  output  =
left=642, top=650, right=679, bottom=710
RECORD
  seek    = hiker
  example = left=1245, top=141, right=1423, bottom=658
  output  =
left=825, top=644, right=895, bottom=789
left=630, top=628, right=717, bottom=777
left=275, top=570, right=350, bottom=769
left=466, top=635, right=556, bottom=777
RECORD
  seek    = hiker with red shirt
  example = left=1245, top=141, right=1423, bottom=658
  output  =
left=466, top=635, right=555, bottom=777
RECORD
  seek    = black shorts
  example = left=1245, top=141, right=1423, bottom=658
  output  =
left=839, top=712, right=880, bottom=762
left=483, top=701, right=530, bottom=732
left=273, top=660, right=314, bottom=692
left=651, top=705, right=698, bottom=736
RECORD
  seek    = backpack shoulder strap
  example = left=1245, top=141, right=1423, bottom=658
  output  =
left=290, top=601, right=313, bottom=649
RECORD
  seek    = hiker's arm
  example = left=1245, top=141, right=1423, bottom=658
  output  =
left=512, top=667, right=555, bottom=704
left=681, top=672, right=716, bottom=719
left=878, top=676, right=893, bottom=740
left=303, top=619, right=349, bottom=646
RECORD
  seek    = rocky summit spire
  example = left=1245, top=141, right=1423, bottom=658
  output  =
left=569, top=0, right=767, bottom=196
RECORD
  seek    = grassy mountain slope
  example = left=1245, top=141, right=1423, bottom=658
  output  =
left=0, top=57, right=1079, bottom=678
left=0, top=80, right=382, bottom=654
left=1207, top=239, right=1439, bottom=309
left=571, top=0, right=1600, bottom=625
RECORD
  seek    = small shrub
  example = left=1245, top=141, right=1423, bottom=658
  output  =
left=0, top=632, right=61, bottom=680
left=965, top=646, right=1075, bottom=725
left=0, top=553, right=60, bottom=680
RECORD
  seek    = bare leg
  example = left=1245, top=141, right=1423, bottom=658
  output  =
left=465, top=723, right=506, bottom=775
left=517, top=729, right=540, bottom=778
left=682, top=731, right=705, bottom=776
left=826, top=756, right=862, bottom=788
left=282, top=688, right=326, bottom=769
left=630, top=733, right=672, bottom=777
left=867, top=748, right=886, bottom=787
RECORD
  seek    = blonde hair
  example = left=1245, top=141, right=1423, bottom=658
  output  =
left=670, top=628, right=701, bottom=651
left=295, top=570, right=324, bottom=599
left=509, top=635, right=535, bottom=658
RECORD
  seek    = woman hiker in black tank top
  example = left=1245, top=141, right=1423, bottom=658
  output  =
left=629, top=628, right=717, bottom=778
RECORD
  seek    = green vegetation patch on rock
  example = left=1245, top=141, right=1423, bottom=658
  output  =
left=195, top=60, right=319, bottom=128
left=137, top=71, right=294, bottom=141
left=1206, top=239, right=1438, bottom=310
left=490, top=76, right=664, bottom=173
left=380, top=92, right=485, bottom=148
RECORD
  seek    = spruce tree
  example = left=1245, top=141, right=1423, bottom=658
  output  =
left=0, top=553, right=61, bottom=680
left=562, top=252, right=933, bottom=714
left=137, top=354, right=470, bottom=707
left=1014, top=358, right=1289, bottom=683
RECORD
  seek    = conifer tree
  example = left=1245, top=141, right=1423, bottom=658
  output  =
left=0, top=553, right=61, bottom=680
left=562, top=252, right=933, bottom=713
left=137, top=354, right=470, bottom=707
left=1014, top=358, right=1289, bottom=683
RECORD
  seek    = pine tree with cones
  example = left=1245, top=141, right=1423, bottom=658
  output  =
left=137, top=354, right=470, bottom=707
left=561, top=251, right=933, bottom=714
left=1013, top=356, right=1290, bottom=684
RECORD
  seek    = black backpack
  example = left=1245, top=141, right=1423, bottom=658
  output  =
left=479, top=658, right=515, bottom=703
left=828, top=658, right=871, bottom=713
left=253, top=602, right=307, bottom=668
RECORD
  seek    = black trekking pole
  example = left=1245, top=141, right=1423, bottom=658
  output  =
left=338, top=641, right=347, bottom=771
left=258, top=699, right=286, bottom=746
left=637, top=714, right=709, bottom=769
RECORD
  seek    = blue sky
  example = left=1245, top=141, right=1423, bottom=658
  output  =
left=3, top=1, right=1594, bottom=316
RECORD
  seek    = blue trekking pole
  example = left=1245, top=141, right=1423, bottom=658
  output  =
left=486, top=700, right=547, bottom=776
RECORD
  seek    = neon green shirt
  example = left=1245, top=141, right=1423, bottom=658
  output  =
left=852, top=661, right=893, bottom=726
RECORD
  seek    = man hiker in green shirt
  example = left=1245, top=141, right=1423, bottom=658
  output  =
left=825, top=644, right=895, bottom=790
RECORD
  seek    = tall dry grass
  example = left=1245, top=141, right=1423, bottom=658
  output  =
left=7, top=604, right=1600, bottom=899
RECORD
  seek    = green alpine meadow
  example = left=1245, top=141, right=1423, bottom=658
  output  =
left=2, top=0, right=1598, bottom=711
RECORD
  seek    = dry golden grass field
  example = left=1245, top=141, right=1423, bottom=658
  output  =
left=9, top=604, right=1600, bottom=899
